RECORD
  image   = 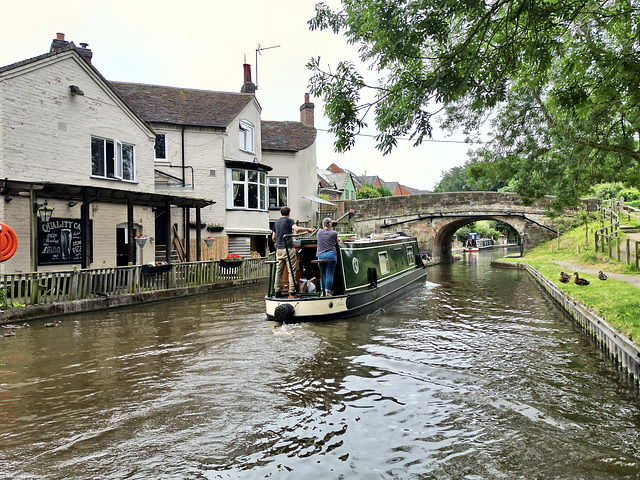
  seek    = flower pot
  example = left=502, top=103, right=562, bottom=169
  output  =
left=135, top=237, right=148, bottom=248
left=141, top=263, right=172, bottom=275
left=207, top=226, right=224, bottom=232
left=204, top=238, right=215, bottom=248
left=219, top=259, right=243, bottom=269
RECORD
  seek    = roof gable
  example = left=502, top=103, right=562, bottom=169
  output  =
left=0, top=47, right=154, bottom=138
left=110, top=82, right=256, bottom=129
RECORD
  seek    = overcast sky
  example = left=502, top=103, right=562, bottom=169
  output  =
left=1, top=0, right=473, bottom=191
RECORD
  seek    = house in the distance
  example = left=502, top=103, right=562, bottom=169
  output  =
left=319, top=163, right=427, bottom=199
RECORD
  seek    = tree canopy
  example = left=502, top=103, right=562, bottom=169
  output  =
left=308, top=0, right=640, bottom=210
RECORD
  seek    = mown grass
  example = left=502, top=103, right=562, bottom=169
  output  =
left=499, top=219, right=640, bottom=345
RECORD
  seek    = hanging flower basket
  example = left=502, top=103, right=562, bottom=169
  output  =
left=135, top=236, right=148, bottom=248
left=204, top=237, right=215, bottom=248
left=207, top=225, right=224, bottom=232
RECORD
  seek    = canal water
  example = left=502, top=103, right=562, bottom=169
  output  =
left=1, top=248, right=639, bottom=479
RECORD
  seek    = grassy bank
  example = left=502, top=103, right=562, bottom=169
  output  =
left=500, top=220, right=640, bottom=344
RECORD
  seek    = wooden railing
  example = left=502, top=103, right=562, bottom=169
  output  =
left=0, top=256, right=271, bottom=308
left=595, top=200, right=640, bottom=269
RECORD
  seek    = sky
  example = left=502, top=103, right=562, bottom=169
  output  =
left=1, top=0, right=474, bottom=191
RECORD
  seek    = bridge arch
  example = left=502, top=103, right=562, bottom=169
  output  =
left=340, top=192, right=596, bottom=263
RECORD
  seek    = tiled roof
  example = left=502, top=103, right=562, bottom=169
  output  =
left=110, top=82, right=255, bottom=128
left=261, top=121, right=316, bottom=152
left=0, top=50, right=55, bottom=75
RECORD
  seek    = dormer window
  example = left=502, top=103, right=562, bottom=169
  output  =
left=239, top=120, right=254, bottom=153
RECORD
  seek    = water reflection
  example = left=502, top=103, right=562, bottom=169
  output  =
left=1, top=251, right=639, bottom=479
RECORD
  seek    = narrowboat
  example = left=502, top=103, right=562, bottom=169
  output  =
left=265, top=233, right=428, bottom=322
left=463, top=232, right=493, bottom=252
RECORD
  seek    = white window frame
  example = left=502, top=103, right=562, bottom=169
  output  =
left=91, top=136, right=136, bottom=182
left=154, top=133, right=167, bottom=161
left=239, top=120, right=255, bottom=153
left=268, top=177, right=289, bottom=209
left=227, top=168, right=266, bottom=210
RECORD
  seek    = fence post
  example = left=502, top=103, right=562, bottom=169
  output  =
left=627, top=238, right=631, bottom=264
left=616, top=237, right=621, bottom=261
left=608, top=235, right=612, bottom=258
left=70, top=266, right=79, bottom=300
left=636, top=241, right=639, bottom=270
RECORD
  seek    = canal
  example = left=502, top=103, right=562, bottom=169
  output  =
left=1, top=248, right=639, bottom=479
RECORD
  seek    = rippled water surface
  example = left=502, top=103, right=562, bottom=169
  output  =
left=1, top=249, right=639, bottom=479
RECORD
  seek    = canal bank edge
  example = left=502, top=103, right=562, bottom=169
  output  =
left=0, top=277, right=267, bottom=324
left=492, top=259, right=640, bottom=386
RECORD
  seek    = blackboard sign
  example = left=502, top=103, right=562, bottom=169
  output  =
left=38, top=217, right=83, bottom=265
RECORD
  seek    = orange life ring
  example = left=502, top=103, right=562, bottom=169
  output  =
left=0, top=222, right=18, bottom=262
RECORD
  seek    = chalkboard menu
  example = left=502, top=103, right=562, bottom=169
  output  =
left=38, top=217, right=83, bottom=265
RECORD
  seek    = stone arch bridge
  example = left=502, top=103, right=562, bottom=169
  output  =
left=341, top=192, right=597, bottom=264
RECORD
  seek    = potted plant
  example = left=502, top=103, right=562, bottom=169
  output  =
left=135, top=232, right=148, bottom=248
left=204, top=236, right=215, bottom=248
left=189, top=221, right=207, bottom=229
left=219, top=253, right=243, bottom=269
left=207, top=223, right=224, bottom=232
left=141, top=261, right=172, bottom=275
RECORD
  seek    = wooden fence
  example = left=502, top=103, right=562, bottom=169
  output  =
left=0, top=256, right=271, bottom=308
left=595, top=200, right=640, bottom=269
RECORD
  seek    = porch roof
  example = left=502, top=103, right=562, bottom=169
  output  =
left=0, top=179, right=214, bottom=209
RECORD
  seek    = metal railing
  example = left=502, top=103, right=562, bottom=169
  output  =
left=0, top=256, right=272, bottom=308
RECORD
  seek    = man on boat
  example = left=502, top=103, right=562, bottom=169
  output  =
left=272, top=206, right=313, bottom=298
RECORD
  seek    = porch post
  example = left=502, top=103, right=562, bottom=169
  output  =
left=127, top=198, right=135, bottom=264
left=195, top=207, right=202, bottom=261
left=184, top=207, right=191, bottom=262
left=165, top=201, right=171, bottom=263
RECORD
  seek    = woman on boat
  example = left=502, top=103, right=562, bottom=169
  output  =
left=316, top=217, right=339, bottom=296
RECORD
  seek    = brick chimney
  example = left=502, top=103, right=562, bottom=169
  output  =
left=49, top=32, right=92, bottom=64
left=240, top=63, right=256, bottom=94
left=300, top=93, right=315, bottom=127
left=50, top=32, right=70, bottom=53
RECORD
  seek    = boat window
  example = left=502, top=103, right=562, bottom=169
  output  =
left=378, top=251, right=390, bottom=275
left=406, top=246, right=413, bottom=265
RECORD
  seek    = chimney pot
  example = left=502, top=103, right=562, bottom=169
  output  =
left=56, top=32, right=65, bottom=41
left=80, top=43, right=89, bottom=48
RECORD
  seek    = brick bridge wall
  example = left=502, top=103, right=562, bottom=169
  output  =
left=339, top=192, right=599, bottom=263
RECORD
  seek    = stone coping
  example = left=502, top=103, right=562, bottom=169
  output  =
left=492, top=259, right=640, bottom=386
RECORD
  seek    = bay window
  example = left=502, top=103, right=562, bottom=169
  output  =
left=91, top=136, right=135, bottom=181
left=229, top=168, right=266, bottom=210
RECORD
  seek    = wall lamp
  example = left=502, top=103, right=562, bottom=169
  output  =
left=34, top=200, right=55, bottom=222
left=67, top=201, right=78, bottom=207
left=69, top=85, right=84, bottom=96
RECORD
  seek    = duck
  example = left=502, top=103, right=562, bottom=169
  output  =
left=44, top=320, right=61, bottom=328
left=2, top=323, right=29, bottom=329
left=559, top=271, right=571, bottom=283
left=573, top=272, right=590, bottom=286
left=2, top=330, right=16, bottom=337
left=598, top=271, right=608, bottom=281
